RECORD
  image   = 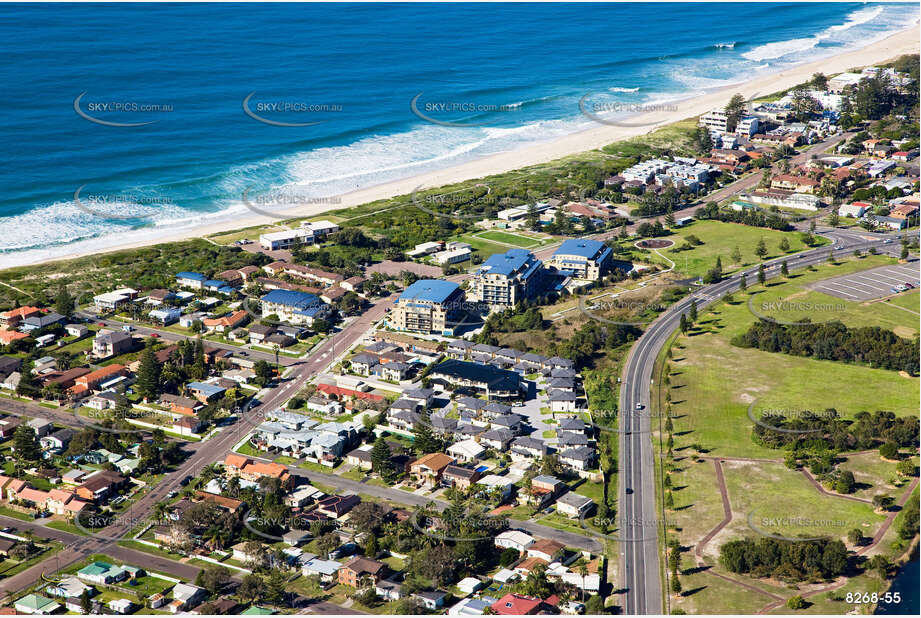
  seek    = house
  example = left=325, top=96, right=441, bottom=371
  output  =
left=409, top=452, right=455, bottom=488
left=838, top=202, right=869, bottom=218
left=92, top=330, right=134, bottom=358
left=77, top=561, right=129, bottom=585
left=315, top=494, right=361, bottom=519
left=490, top=593, right=545, bottom=616
left=14, top=594, right=61, bottom=615
left=22, top=311, right=65, bottom=331
left=549, top=390, right=578, bottom=412
left=556, top=492, right=595, bottom=518
left=92, top=288, right=138, bottom=312
left=476, top=474, right=515, bottom=501
left=375, top=577, right=404, bottom=601
left=480, top=428, right=515, bottom=450
left=338, top=556, right=386, bottom=587
left=449, top=597, right=497, bottom=615
left=176, top=272, right=207, bottom=289
left=108, top=598, right=135, bottom=614
left=172, top=416, right=204, bottom=436
left=187, top=381, right=227, bottom=403
left=414, top=590, right=449, bottom=610
left=27, top=417, right=53, bottom=437
left=511, top=436, right=548, bottom=461
left=559, top=446, right=596, bottom=472
left=202, top=310, right=248, bottom=332
left=40, top=428, right=74, bottom=452
left=302, top=557, right=342, bottom=582
left=495, top=530, right=535, bottom=553
left=447, top=438, right=486, bottom=463
left=0, top=306, right=42, bottom=328
left=160, top=393, right=203, bottom=416
left=171, top=583, right=207, bottom=611
left=86, top=391, right=119, bottom=411
left=442, top=465, right=481, bottom=489
left=259, top=289, right=330, bottom=327
left=527, top=538, right=565, bottom=562
left=76, top=470, right=126, bottom=503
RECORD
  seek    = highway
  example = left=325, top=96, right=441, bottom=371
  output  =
left=616, top=227, right=910, bottom=614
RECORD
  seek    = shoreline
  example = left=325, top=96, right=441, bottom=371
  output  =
left=4, top=23, right=919, bottom=271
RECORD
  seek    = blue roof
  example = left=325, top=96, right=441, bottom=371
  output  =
left=480, top=248, right=537, bottom=277
left=399, top=280, right=461, bottom=304
left=187, top=382, right=226, bottom=397
left=555, top=238, right=607, bottom=260
left=176, top=272, right=206, bottom=281
left=260, top=289, right=323, bottom=309
left=204, top=279, right=226, bottom=287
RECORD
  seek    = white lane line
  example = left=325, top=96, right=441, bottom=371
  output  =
left=815, top=283, right=859, bottom=299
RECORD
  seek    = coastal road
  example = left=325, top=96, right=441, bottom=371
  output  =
left=616, top=226, right=909, bottom=614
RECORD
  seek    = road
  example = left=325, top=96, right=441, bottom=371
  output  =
left=75, top=311, right=299, bottom=367
left=616, top=226, right=910, bottom=614
left=283, top=465, right=602, bottom=553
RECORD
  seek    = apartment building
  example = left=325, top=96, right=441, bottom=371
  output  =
left=546, top=238, right=613, bottom=281
left=467, top=248, right=544, bottom=309
left=388, top=279, right=464, bottom=335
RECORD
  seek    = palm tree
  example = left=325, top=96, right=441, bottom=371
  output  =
left=576, top=558, right=589, bottom=602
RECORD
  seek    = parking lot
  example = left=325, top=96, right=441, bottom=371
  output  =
left=810, top=261, right=920, bottom=301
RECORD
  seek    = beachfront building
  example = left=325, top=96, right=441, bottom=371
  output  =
left=467, top=248, right=544, bottom=310
left=259, top=228, right=314, bottom=251
left=92, top=288, right=138, bottom=313
left=546, top=239, right=613, bottom=281
left=259, top=289, right=331, bottom=326
left=388, top=280, right=464, bottom=336
left=699, top=108, right=759, bottom=136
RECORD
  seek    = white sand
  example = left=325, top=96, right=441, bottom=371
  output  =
left=15, top=24, right=921, bottom=269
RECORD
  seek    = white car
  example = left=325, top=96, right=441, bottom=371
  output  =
left=635, top=403, right=644, bottom=410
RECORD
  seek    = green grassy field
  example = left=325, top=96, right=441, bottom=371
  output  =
left=665, top=257, right=918, bottom=458
left=662, top=220, right=828, bottom=279
left=476, top=230, right=544, bottom=247
left=662, top=255, right=919, bottom=614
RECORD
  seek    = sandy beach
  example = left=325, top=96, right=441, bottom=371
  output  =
left=12, top=23, right=920, bottom=270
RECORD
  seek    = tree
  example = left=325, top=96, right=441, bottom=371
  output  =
left=724, top=93, right=746, bottom=133
left=779, top=237, right=790, bottom=253
left=828, top=211, right=839, bottom=227
left=780, top=261, right=789, bottom=277
left=136, top=344, right=161, bottom=401
left=317, top=531, right=340, bottom=558
left=731, top=246, right=742, bottom=264
left=787, top=595, right=806, bottom=610
left=55, top=286, right=75, bottom=316
left=757, top=264, right=765, bottom=286
left=901, top=245, right=909, bottom=260
left=199, top=565, right=231, bottom=595
left=670, top=573, right=682, bottom=596
left=679, top=314, right=688, bottom=333
left=834, top=470, right=855, bottom=494
left=847, top=528, right=863, bottom=546
left=739, top=273, right=747, bottom=291
left=811, top=72, right=828, bottom=90
left=80, top=589, right=92, bottom=614
left=253, top=360, right=274, bottom=387
left=879, top=442, right=899, bottom=460
left=370, top=436, right=393, bottom=478
left=755, top=238, right=768, bottom=259
left=664, top=206, right=675, bottom=227
left=688, top=300, right=698, bottom=324
left=585, top=594, right=606, bottom=615
left=13, top=425, right=40, bottom=463
left=237, top=573, right=266, bottom=603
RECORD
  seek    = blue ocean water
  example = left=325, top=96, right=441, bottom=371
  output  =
left=0, top=2, right=915, bottom=265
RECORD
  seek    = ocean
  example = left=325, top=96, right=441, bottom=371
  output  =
left=0, top=2, right=915, bottom=267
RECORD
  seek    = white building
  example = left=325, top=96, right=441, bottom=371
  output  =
left=494, top=530, right=535, bottom=553
left=92, top=288, right=138, bottom=313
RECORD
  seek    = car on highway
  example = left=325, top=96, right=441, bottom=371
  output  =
left=179, top=475, right=193, bottom=486
left=905, top=283, right=915, bottom=289
left=150, top=333, right=160, bottom=338
left=884, top=239, right=893, bottom=244
left=166, top=490, right=178, bottom=499
left=97, top=321, right=106, bottom=327
left=635, top=403, right=644, bottom=410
